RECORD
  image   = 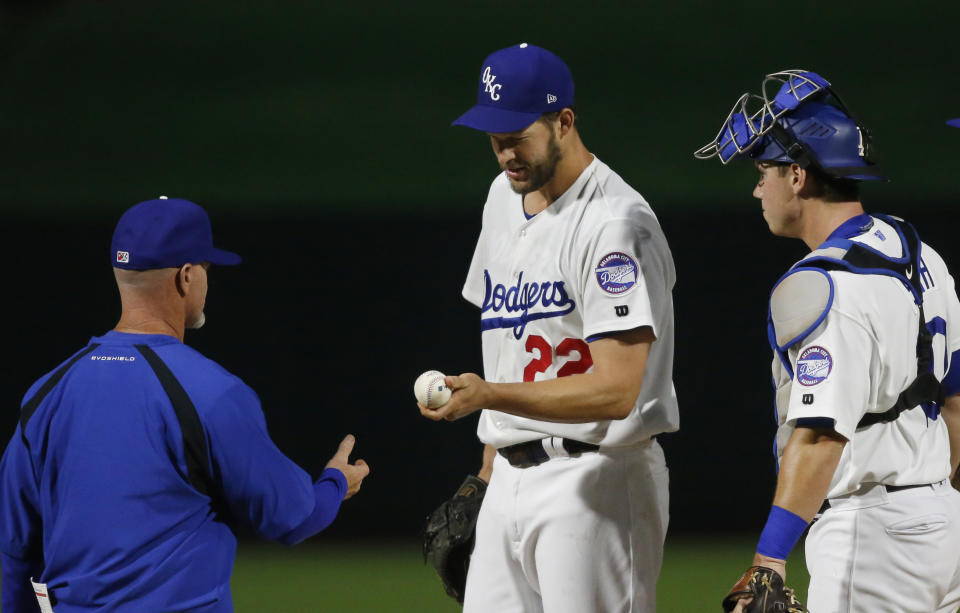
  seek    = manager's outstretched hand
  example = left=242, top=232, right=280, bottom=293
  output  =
left=324, top=434, right=370, bottom=499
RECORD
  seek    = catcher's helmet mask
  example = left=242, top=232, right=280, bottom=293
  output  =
left=695, top=69, right=886, bottom=181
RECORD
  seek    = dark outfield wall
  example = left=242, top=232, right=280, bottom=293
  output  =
left=1, top=0, right=959, bottom=539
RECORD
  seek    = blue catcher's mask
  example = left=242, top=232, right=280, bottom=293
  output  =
left=694, top=70, right=886, bottom=181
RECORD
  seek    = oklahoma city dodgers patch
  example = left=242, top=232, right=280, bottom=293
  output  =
left=595, top=252, right=638, bottom=295
left=796, top=345, right=833, bottom=386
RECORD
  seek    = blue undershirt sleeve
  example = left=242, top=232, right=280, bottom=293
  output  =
left=1, top=551, right=43, bottom=612
left=276, top=468, right=348, bottom=546
left=204, top=383, right=318, bottom=542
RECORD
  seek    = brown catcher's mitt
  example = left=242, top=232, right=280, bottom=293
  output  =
left=722, top=566, right=808, bottom=612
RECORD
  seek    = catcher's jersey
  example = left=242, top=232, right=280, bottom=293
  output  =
left=462, top=157, right=679, bottom=448
left=772, top=215, right=960, bottom=498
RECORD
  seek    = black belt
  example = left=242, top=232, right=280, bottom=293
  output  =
left=818, top=482, right=937, bottom=514
left=498, top=438, right=600, bottom=468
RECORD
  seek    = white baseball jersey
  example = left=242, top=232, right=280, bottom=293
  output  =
left=462, top=157, right=679, bottom=448
left=771, top=215, right=960, bottom=498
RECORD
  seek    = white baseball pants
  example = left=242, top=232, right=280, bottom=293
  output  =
left=806, top=480, right=960, bottom=613
left=463, top=439, right=669, bottom=613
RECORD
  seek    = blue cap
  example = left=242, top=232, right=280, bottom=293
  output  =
left=452, top=43, right=574, bottom=133
left=111, top=197, right=241, bottom=270
left=948, top=119, right=960, bottom=128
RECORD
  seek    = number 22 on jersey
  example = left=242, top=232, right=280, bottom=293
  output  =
left=523, top=335, right=593, bottom=382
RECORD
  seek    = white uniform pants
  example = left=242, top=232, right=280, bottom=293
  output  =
left=806, top=480, right=960, bottom=613
left=463, top=439, right=669, bottom=613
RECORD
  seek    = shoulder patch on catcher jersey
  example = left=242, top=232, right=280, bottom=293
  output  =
left=770, top=269, right=833, bottom=349
left=595, top=252, right=638, bottom=295
left=797, top=345, right=833, bottom=386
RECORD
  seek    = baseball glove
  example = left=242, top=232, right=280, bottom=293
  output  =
left=423, top=474, right=487, bottom=603
left=722, top=566, right=808, bottom=613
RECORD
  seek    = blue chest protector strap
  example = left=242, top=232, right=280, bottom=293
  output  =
left=796, top=215, right=944, bottom=429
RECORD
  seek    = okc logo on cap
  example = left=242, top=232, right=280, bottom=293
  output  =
left=452, top=43, right=575, bottom=134
left=797, top=345, right=832, bottom=386
left=481, top=66, right=502, bottom=101
left=595, top=252, right=638, bottom=295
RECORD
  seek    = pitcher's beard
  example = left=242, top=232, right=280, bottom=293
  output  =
left=507, top=134, right=563, bottom=195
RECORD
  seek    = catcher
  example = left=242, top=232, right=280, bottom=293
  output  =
left=697, top=71, right=960, bottom=612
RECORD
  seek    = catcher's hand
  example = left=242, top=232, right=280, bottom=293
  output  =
left=722, top=566, right=808, bottom=613
left=423, top=475, right=487, bottom=603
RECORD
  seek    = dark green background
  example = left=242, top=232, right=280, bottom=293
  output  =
left=1, top=0, right=958, bottom=217
left=1, top=2, right=959, bottom=609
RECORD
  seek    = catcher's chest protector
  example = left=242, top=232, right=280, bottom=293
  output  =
left=767, top=214, right=944, bottom=429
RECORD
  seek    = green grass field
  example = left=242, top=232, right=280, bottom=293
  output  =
left=1, top=537, right=808, bottom=611
left=228, top=537, right=809, bottom=612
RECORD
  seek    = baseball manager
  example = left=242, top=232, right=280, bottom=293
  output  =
left=0, top=197, right=369, bottom=612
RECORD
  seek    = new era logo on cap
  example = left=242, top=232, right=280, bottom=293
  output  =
left=547, top=94, right=557, bottom=104
left=116, top=251, right=130, bottom=263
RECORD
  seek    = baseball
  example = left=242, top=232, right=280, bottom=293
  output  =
left=414, top=370, right=451, bottom=408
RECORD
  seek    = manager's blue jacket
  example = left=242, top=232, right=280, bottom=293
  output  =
left=0, top=331, right=347, bottom=612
